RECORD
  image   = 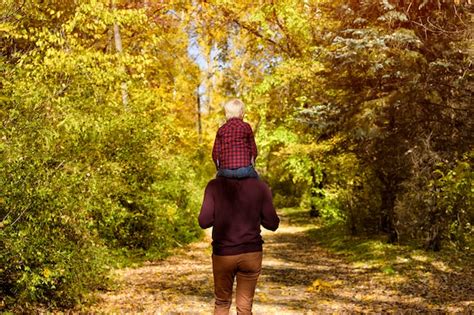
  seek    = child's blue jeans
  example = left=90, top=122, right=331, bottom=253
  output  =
left=217, top=165, right=258, bottom=179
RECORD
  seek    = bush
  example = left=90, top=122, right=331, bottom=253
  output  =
left=0, top=5, right=206, bottom=306
left=0, top=157, right=110, bottom=308
left=0, top=105, right=206, bottom=309
left=321, top=153, right=382, bottom=234
left=395, top=147, right=473, bottom=250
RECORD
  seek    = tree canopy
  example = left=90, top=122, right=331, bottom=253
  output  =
left=1, top=0, right=472, bottom=310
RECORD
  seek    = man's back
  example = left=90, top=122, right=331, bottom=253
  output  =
left=198, top=177, right=279, bottom=255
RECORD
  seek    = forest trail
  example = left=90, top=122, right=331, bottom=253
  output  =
left=87, top=209, right=473, bottom=314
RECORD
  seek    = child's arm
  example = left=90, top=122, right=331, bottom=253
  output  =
left=248, top=124, right=258, bottom=163
left=212, top=131, right=220, bottom=170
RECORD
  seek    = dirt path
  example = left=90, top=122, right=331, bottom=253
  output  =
left=87, top=211, right=473, bottom=314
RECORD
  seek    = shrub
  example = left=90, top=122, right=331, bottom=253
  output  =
left=395, top=147, right=473, bottom=250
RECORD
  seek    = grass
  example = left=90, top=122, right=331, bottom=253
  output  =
left=107, top=230, right=205, bottom=269
left=279, top=207, right=473, bottom=275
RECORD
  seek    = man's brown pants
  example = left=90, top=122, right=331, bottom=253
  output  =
left=212, top=251, right=263, bottom=315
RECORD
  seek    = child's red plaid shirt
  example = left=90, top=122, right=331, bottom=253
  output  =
left=212, top=118, right=258, bottom=169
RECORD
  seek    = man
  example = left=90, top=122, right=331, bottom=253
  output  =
left=198, top=177, right=280, bottom=315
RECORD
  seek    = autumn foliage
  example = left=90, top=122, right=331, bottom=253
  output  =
left=1, top=0, right=472, bottom=310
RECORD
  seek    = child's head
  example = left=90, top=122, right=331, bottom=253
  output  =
left=224, top=99, right=245, bottom=120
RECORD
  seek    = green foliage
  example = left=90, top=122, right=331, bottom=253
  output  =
left=194, top=0, right=472, bottom=250
left=1, top=0, right=472, bottom=310
left=318, top=153, right=382, bottom=231
left=395, top=150, right=474, bottom=250
left=0, top=153, right=111, bottom=308
left=1, top=0, right=207, bottom=309
left=305, top=207, right=472, bottom=276
left=436, top=157, right=474, bottom=249
left=256, top=124, right=321, bottom=209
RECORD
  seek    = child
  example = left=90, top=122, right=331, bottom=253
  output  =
left=212, top=99, right=258, bottom=178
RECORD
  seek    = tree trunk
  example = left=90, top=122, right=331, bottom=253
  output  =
left=378, top=173, right=398, bottom=243
left=196, top=86, right=202, bottom=144
left=309, top=167, right=324, bottom=218
left=426, top=223, right=442, bottom=251
left=112, top=0, right=129, bottom=108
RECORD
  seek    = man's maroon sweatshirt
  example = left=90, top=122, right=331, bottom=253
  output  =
left=198, top=177, right=280, bottom=256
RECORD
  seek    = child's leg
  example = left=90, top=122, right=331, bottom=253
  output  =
left=242, top=165, right=259, bottom=178
left=217, top=166, right=258, bottom=179
left=217, top=168, right=240, bottom=178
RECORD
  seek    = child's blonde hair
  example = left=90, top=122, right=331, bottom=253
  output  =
left=224, top=99, right=245, bottom=119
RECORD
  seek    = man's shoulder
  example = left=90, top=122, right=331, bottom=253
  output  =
left=210, top=177, right=264, bottom=184
left=244, top=178, right=272, bottom=196
left=226, top=177, right=269, bottom=188
left=208, top=177, right=271, bottom=195
left=207, top=178, right=219, bottom=186
left=252, top=178, right=270, bottom=189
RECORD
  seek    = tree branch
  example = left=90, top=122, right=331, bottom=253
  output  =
left=217, top=6, right=292, bottom=55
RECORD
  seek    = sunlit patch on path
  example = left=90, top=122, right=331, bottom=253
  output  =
left=88, top=210, right=473, bottom=314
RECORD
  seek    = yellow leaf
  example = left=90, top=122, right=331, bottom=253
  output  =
left=307, top=278, right=333, bottom=292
